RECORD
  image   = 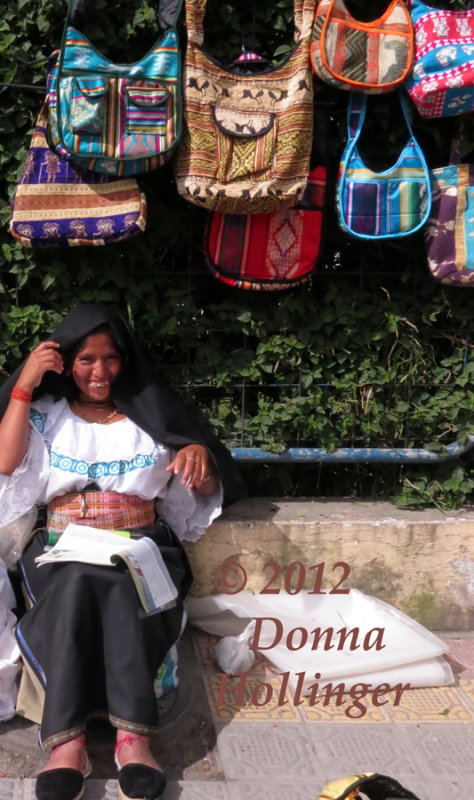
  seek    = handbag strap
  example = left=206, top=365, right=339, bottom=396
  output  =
left=185, top=0, right=314, bottom=47
left=324, top=0, right=409, bottom=31
left=448, top=118, right=468, bottom=166
left=68, top=0, right=182, bottom=32
left=347, top=90, right=416, bottom=147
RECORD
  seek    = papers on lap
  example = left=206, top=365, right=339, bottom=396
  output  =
left=35, top=523, right=178, bottom=614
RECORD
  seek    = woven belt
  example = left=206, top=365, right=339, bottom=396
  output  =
left=47, top=490, right=156, bottom=537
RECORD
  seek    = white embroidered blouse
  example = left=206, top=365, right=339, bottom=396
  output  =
left=0, top=396, right=223, bottom=542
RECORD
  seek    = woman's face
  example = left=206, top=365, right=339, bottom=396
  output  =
left=71, top=332, right=123, bottom=403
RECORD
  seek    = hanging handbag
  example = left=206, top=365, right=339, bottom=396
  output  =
left=317, top=773, right=420, bottom=800
left=424, top=125, right=474, bottom=284
left=10, top=92, right=147, bottom=247
left=173, top=0, right=315, bottom=214
left=204, top=166, right=327, bottom=289
left=337, top=91, right=431, bottom=239
left=311, top=0, right=414, bottom=93
left=48, top=0, right=183, bottom=176
left=406, top=0, right=474, bottom=118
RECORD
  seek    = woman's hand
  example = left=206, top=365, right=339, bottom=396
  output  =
left=0, top=341, right=64, bottom=475
left=167, top=444, right=220, bottom=495
left=16, top=341, right=64, bottom=393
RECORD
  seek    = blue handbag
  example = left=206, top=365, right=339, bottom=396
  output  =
left=337, top=91, right=432, bottom=239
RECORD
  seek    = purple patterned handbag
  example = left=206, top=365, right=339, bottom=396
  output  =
left=424, top=129, right=474, bottom=285
left=10, top=82, right=147, bottom=248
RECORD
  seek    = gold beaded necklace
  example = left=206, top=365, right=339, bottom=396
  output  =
left=72, top=400, right=120, bottom=424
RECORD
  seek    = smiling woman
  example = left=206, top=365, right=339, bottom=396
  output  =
left=0, top=304, right=245, bottom=800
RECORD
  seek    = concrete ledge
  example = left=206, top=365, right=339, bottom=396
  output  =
left=183, top=498, right=474, bottom=631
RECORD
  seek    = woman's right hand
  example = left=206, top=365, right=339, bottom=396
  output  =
left=16, top=341, right=64, bottom=393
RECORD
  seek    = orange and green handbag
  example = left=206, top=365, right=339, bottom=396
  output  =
left=311, top=0, right=414, bottom=93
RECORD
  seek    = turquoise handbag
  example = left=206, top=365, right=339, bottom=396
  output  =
left=337, top=91, right=432, bottom=239
left=48, top=0, right=183, bottom=176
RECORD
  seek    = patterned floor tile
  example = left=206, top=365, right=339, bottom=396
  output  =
left=227, top=782, right=318, bottom=800
left=84, top=782, right=120, bottom=800
left=400, top=722, right=474, bottom=773
left=304, top=724, right=419, bottom=779
left=297, top=688, right=394, bottom=723
left=461, top=677, right=474, bottom=709
left=0, top=779, right=35, bottom=800
left=216, top=722, right=319, bottom=780
left=164, top=782, right=230, bottom=800
left=385, top=683, right=473, bottom=722
left=304, top=724, right=473, bottom=800
left=0, top=780, right=231, bottom=800
left=204, top=673, right=302, bottom=722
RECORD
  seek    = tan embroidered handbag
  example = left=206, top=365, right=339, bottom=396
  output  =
left=311, top=0, right=414, bottom=94
left=173, top=0, right=315, bottom=214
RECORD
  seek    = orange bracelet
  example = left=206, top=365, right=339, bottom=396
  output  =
left=11, top=386, right=33, bottom=404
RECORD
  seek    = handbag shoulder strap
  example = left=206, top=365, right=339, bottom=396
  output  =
left=68, top=0, right=182, bottom=32
left=184, top=0, right=206, bottom=46
left=347, top=92, right=367, bottom=142
left=185, top=0, right=315, bottom=48
left=347, top=90, right=417, bottom=148
left=294, top=0, right=318, bottom=43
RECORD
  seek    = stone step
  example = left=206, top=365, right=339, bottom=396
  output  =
left=184, top=499, right=474, bottom=630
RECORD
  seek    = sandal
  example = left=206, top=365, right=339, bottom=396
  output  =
left=114, top=735, right=167, bottom=800
left=35, top=738, right=92, bottom=800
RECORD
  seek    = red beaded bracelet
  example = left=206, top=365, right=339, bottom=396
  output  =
left=11, top=386, right=33, bottom=404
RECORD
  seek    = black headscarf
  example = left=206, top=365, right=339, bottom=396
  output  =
left=0, top=304, right=246, bottom=503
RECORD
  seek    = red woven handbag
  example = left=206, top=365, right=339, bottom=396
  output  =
left=204, top=167, right=327, bottom=290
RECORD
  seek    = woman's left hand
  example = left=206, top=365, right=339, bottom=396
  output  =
left=167, top=444, right=220, bottom=495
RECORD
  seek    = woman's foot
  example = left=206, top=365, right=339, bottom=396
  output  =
left=115, top=732, right=162, bottom=771
left=36, top=735, right=91, bottom=800
left=115, top=732, right=166, bottom=800
left=41, top=735, right=89, bottom=773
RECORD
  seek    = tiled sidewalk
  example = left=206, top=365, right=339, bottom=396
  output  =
left=1, top=631, right=473, bottom=800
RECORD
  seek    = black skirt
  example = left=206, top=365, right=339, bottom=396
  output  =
left=15, top=524, right=193, bottom=750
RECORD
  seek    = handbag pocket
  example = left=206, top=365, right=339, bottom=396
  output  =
left=212, top=106, right=276, bottom=183
left=68, top=75, right=108, bottom=134
left=341, top=175, right=430, bottom=237
left=126, top=82, right=170, bottom=133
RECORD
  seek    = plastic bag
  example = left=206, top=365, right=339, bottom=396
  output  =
left=187, top=589, right=453, bottom=691
left=0, top=558, right=21, bottom=721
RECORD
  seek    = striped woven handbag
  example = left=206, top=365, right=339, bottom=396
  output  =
left=174, top=0, right=315, bottom=214
left=204, top=166, right=327, bottom=289
left=337, top=91, right=431, bottom=239
left=424, top=124, right=474, bottom=285
left=48, top=0, right=183, bottom=176
left=10, top=92, right=147, bottom=248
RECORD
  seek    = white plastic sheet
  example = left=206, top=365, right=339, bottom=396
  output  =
left=0, top=558, right=21, bottom=721
left=187, top=588, right=454, bottom=692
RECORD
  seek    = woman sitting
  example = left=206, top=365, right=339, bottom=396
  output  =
left=0, top=304, right=245, bottom=800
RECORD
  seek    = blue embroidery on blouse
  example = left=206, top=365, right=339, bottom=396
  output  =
left=30, top=409, right=45, bottom=433
left=49, top=451, right=157, bottom=477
